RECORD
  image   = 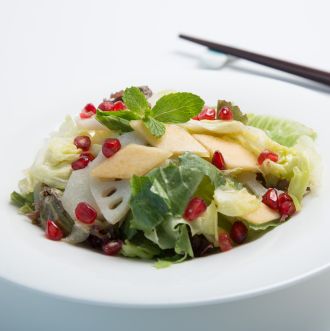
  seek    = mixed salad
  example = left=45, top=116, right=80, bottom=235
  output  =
left=11, top=86, right=320, bottom=267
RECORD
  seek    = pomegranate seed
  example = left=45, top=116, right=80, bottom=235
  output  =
left=278, top=192, right=292, bottom=205
left=279, top=201, right=296, bottom=220
left=102, top=240, right=123, bottom=256
left=262, top=188, right=278, bottom=210
left=84, top=103, right=97, bottom=114
left=218, top=231, right=233, bottom=252
left=278, top=193, right=296, bottom=220
left=71, top=157, right=90, bottom=170
left=258, top=150, right=279, bottom=165
left=80, top=151, right=95, bottom=161
left=212, top=151, right=226, bottom=170
left=74, top=135, right=91, bottom=151
left=75, top=202, right=97, bottom=224
left=198, top=107, right=216, bottom=120
left=102, top=138, right=121, bottom=158
left=218, top=106, right=233, bottom=120
left=46, top=220, right=63, bottom=241
left=183, top=197, right=207, bottom=221
left=80, top=103, right=97, bottom=119
left=98, top=101, right=114, bottom=112
left=112, top=101, right=126, bottom=111
left=230, top=221, right=248, bottom=244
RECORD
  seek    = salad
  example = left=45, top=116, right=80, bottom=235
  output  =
left=10, top=86, right=320, bottom=267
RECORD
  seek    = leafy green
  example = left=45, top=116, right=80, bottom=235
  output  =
left=120, top=238, right=161, bottom=260
left=149, top=164, right=204, bottom=217
left=217, top=100, right=248, bottom=124
left=174, top=224, right=194, bottom=258
left=247, top=114, right=317, bottom=147
left=143, top=117, right=166, bottom=138
left=96, top=109, right=139, bottom=132
left=130, top=176, right=170, bottom=232
left=248, top=220, right=280, bottom=231
left=151, top=92, right=204, bottom=123
left=123, top=87, right=150, bottom=115
left=10, top=191, right=34, bottom=214
left=179, top=152, right=226, bottom=188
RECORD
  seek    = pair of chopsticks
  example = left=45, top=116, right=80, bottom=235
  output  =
left=179, top=34, right=330, bottom=87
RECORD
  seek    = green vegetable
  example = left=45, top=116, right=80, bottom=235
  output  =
left=143, top=116, right=166, bottom=138
left=10, top=191, right=34, bottom=214
left=96, top=87, right=205, bottom=138
left=120, top=237, right=161, bottom=259
left=130, top=176, right=170, bottom=232
left=122, top=87, right=150, bottom=115
left=148, top=163, right=204, bottom=217
left=247, top=114, right=317, bottom=147
left=217, top=100, right=248, bottom=124
left=174, top=224, right=194, bottom=258
left=151, top=92, right=204, bottom=123
left=96, top=109, right=139, bottom=132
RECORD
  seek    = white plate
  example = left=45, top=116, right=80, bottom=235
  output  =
left=1, top=70, right=330, bottom=307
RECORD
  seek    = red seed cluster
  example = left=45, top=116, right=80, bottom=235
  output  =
left=212, top=151, right=226, bottom=170
left=218, top=106, right=233, bottom=120
left=258, top=150, right=279, bottom=165
left=102, top=138, right=121, bottom=158
left=75, top=202, right=98, bottom=224
left=46, top=220, right=63, bottom=241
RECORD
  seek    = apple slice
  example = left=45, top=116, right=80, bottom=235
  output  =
left=242, top=203, right=280, bottom=225
left=193, top=134, right=257, bottom=171
left=92, top=144, right=172, bottom=179
left=130, top=120, right=209, bottom=157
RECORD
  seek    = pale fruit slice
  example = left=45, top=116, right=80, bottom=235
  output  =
left=92, top=144, right=172, bottom=179
left=192, top=134, right=257, bottom=171
left=130, top=120, right=209, bottom=157
left=242, top=203, right=280, bottom=225
left=88, top=132, right=146, bottom=224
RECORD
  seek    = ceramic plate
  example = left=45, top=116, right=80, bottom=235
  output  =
left=1, top=70, right=329, bottom=307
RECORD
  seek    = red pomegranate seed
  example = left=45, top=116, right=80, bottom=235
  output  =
left=183, top=197, right=207, bottom=221
left=80, top=151, right=95, bottom=161
left=71, top=157, right=90, bottom=170
left=102, top=138, right=121, bottom=158
left=218, top=231, right=233, bottom=252
left=230, top=221, right=248, bottom=244
left=74, top=135, right=91, bottom=151
left=279, top=201, right=296, bottom=220
left=75, top=202, right=97, bottom=224
left=112, top=101, right=126, bottom=111
left=278, top=193, right=296, bottom=220
left=46, top=220, right=63, bottom=241
left=198, top=107, right=216, bottom=120
left=80, top=103, right=97, bottom=119
left=98, top=101, right=114, bottom=112
left=258, top=150, right=279, bottom=165
left=102, top=240, right=123, bottom=256
left=84, top=103, right=97, bottom=113
left=218, top=106, right=233, bottom=120
left=212, top=151, right=226, bottom=170
left=262, top=188, right=279, bottom=210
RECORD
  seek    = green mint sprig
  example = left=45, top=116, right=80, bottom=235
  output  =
left=96, top=87, right=204, bottom=137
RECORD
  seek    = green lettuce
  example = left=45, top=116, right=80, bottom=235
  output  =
left=247, top=114, right=317, bottom=147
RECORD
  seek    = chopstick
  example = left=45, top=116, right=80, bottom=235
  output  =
left=179, top=34, right=330, bottom=86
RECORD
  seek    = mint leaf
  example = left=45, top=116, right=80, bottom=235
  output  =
left=123, top=87, right=150, bottom=115
left=151, top=92, right=204, bottom=123
left=217, top=100, right=248, bottom=124
left=143, top=117, right=166, bottom=138
left=96, top=109, right=139, bottom=132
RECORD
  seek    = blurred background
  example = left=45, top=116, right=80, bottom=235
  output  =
left=0, top=0, right=329, bottom=330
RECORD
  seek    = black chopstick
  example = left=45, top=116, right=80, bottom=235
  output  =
left=179, top=34, right=330, bottom=87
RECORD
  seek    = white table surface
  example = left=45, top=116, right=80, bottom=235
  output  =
left=0, top=0, right=329, bottom=330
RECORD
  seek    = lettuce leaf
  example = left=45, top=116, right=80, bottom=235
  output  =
left=120, top=238, right=161, bottom=260
left=247, top=114, right=317, bottom=147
